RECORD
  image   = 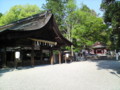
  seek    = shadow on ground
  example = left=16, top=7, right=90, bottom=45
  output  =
left=89, top=59, right=120, bottom=78
left=0, top=64, right=50, bottom=77
left=0, top=68, right=14, bottom=77
left=0, top=66, right=32, bottom=77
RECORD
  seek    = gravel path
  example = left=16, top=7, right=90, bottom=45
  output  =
left=0, top=60, right=120, bottom=90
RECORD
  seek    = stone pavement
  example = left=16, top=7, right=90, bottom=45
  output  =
left=0, top=60, right=120, bottom=90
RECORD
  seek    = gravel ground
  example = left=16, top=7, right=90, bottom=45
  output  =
left=0, top=60, right=120, bottom=90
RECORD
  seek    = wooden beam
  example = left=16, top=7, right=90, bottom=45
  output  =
left=28, top=38, right=57, bottom=46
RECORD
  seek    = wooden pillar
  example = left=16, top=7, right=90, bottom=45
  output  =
left=11, top=51, right=14, bottom=63
left=31, top=43, right=35, bottom=66
left=20, top=50, right=23, bottom=66
left=59, top=50, right=61, bottom=64
left=71, top=45, right=74, bottom=56
left=12, top=51, right=16, bottom=68
left=14, top=57, right=17, bottom=69
left=40, top=49, right=43, bottom=63
left=40, top=45, right=43, bottom=61
left=3, top=48, right=7, bottom=68
left=50, top=50, right=54, bottom=65
left=65, top=56, right=67, bottom=63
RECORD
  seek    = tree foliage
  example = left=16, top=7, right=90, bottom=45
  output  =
left=43, top=0, right=68, bottom=30
left=43, top=0, right=111, bottom=51
left=75, top=10, right=109, bottom=50
left=0, top=5, right=40, bottom=26
left=64, top=3, right=110, bottom=51
left=101, top=0, right=120, bottom=49
left=0, top=13, right=2, bottom=18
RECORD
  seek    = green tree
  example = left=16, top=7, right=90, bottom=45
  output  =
left=43, top=1, right=111, bottom=51
left=0, top=4, right=40, bottom=26
left=43, top=0, right=68, bottom=30
left=64, top=0, right=77, bottom=54
left=101, top=0, right=120, bottom=49
left=65, top=0, right=76, bottom=41
left=0, top=13, right=2, bottom=18
left=66, top=4, right=110, bottom=51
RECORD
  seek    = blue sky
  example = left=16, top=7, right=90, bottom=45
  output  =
left=0, top=0, right=103, bottom=16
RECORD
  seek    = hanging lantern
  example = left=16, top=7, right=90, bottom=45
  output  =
left=37, top=41, right=39, bottom=46
left=51, top=45, right=53, bottom=47
left=15, top=51, right=20, bottom=59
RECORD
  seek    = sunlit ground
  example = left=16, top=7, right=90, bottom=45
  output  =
left=0, top=60, right=120, bottom=90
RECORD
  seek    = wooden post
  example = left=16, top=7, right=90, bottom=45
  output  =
left=14, top=58, right=17, bottom=69
left=71, top=45, right=74, bottom=56
left=71, top=45, right=73, bottom=62
left=3, top=48, right=7, bottom=68
left=65, top=57, right=67, bottom=63
left=13, top=51, right=17, bottom=68
left=50, top=50, right=54, bottom=65
left=11, top=51, right=14, bottom=64
left=59, top=50, right=61, bottom=64
left=40, top=45, right=43, bottom=61
left=20, top=50, right=23, bottom=66
left=31, top=43, right=35, bottom=66
left=40, top=48, right=43, bottom=63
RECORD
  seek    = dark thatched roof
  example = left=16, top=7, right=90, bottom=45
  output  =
left=0, top=11, right=72, bottom=49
